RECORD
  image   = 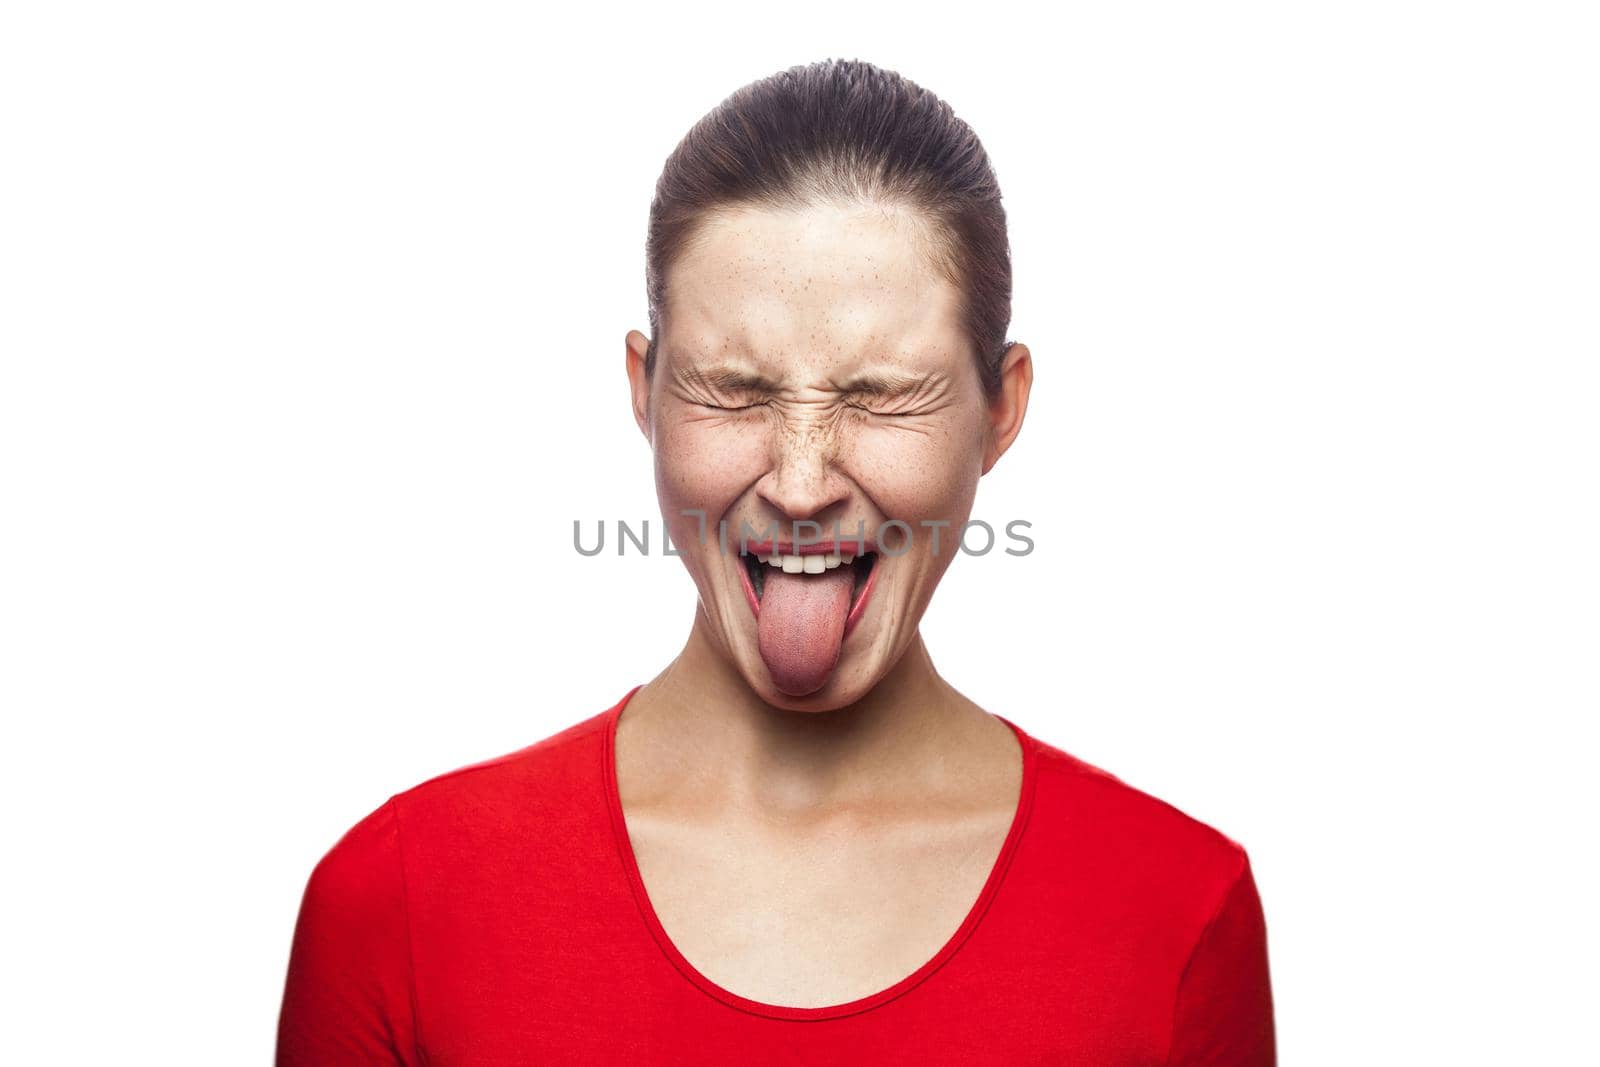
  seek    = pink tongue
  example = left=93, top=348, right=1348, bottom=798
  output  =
left=757, top=566, right=854, bottom=696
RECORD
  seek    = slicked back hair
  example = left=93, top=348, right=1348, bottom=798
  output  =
left=643, top=57, right=1015, bottom=400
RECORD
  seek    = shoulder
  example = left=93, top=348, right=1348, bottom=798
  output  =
left=1029, top=734, right=1248, bottom=864
left=296, top=793, right=405, bottom=916
left=1019, top=730, right=1254, bottom=930
left=309, top=696, right=622, bottom=887
left=389, top=704, right=613, bottom=828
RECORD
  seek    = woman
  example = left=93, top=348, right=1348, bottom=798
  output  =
left=278, top=58, right=1276, bottom=1064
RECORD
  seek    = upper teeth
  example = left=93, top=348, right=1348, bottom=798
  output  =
left=754, top=551, right=855, bottom=574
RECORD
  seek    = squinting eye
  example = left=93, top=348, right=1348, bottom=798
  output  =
left=700, top=401, right=763, bottom=413
left=848, top=402, right=916, bottom=418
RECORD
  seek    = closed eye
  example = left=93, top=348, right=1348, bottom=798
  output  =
left=698, top=400, right=765, bottom=413
left=847, top=402, right=920, bottom=418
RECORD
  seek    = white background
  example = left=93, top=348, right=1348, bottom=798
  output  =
left=3, top=2, right=1595, bottom=1062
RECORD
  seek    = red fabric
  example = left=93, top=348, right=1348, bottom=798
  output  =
left=278, top=687, right=1275, bottom=1064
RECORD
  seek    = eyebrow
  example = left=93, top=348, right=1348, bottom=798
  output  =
left=680, top=360, right=934, bottom=398
left=833, top=369, right=937, bottom=398
left=678, top=362, right=781, bottom=393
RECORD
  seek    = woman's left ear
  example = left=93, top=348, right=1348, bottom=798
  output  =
left=982, top=342, right=1033, bottom=475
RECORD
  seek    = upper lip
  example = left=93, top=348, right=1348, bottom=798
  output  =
left=737, top=538, right=877, bottom=556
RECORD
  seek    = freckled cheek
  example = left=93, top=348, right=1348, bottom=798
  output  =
left=653, top=420, right=771, bottom=538
left=847, top=426, right=981, bottom=527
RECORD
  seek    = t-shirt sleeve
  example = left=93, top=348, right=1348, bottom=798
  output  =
left=276, top=797, right=421, bottom=1066
left=1165, top=850, right=1277, bottom=1066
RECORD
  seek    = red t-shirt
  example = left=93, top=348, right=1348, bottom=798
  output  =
left=277, top=686, right=1276, bottom=1064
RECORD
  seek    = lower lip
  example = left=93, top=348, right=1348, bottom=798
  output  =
left=735, top=556, right=880, bottom=641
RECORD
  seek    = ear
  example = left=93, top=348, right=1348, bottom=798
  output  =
left=624, top=329, right=653, bottom=444
left=982, top=342, right=1033, bottom=476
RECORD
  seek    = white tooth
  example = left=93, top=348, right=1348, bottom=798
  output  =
left=782, top=555, right=804, bottom=573
left=803, top=554, right=825, bottom=574
left=841, top=551, right=855, bottom=565
left=753, top=553, right=767, bottom=564
left=825, top=551, right=842, bottom=568
left=767, top=555, right=785, bottom=568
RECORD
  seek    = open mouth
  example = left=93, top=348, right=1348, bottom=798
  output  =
left=742, top=548, right=876, bottom=610
left=732, top=547, right=883, bottom=639
left=735, top=541, right=882, bottom=693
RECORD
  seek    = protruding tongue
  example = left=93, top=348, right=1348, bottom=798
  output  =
left=757, top=565, right=854, bottom=696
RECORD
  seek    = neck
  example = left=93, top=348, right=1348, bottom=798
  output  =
left=620, top=603, right=987, bottom=811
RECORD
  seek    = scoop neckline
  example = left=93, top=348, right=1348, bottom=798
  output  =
left=599, top=683, right=1039, bottom=1022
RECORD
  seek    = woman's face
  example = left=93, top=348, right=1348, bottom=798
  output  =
left=626, top=200, right=1028, bottom=709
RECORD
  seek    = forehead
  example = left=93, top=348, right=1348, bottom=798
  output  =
left=662, top=201, right=967, bottom=378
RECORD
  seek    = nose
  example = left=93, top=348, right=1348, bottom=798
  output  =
left=754, top=420, right=851, bottom=527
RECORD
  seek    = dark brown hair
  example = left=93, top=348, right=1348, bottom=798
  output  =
left=644, top=57, right=1015, bottom=400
